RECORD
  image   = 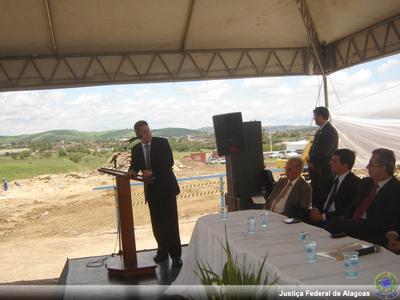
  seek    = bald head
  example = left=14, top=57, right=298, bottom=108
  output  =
left=285, top=157, right=303, bottom=181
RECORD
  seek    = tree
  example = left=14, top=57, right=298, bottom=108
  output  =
left=58, top=148, right=67, bottom=157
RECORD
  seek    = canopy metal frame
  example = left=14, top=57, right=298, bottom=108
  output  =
left=0, top=1, right=399, bottom=92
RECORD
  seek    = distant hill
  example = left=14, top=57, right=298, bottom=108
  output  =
left=0, top=127, right=204, bottom=144
left=0, top=125, right=315, bottom=145
left=264, top=125, right=315, bottom=132
left=0, top=130, right=92, bottom=144
left=197, top=125, right=314, bottom=134
left=152, top=127, right=202, bottom=137
left=93, top=129, right=132, bottom=140
left=0, top=134, right=30, bottom=144
left=196, top=127, right=214, bottom=134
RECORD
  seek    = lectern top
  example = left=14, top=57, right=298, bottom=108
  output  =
left=98, top=167, right=144, bottom=182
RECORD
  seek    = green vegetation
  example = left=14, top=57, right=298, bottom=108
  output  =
left=0, top=126, right=315, bottom=181
left=153, top=127, right=202, bottom=137
left=169, top=138, right=215, bottom=152
left=196, top=226, right=277, bottom=299
left=0, top=128, right=205, bottom=145
left=0, top=155, right=110, bottom=181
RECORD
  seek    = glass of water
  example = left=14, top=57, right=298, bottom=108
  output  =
left=343, top=251, right=359, bottom=278
left=299, top=231, right=310, bottom=241
left=259, top=210, right=268, bottom=228
left=220, top=205, right=228, bottom=221
left=304, top=240, right=317, bottom=263
left=247, top=216, right=256, bottom=234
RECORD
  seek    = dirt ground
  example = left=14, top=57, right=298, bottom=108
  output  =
left=0, top=158, right=226, bottom=283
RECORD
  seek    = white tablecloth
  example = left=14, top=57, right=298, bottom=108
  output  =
left=173, top=209, right=400, bottom=286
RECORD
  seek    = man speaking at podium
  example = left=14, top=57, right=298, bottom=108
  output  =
left=127, top=120, right=182, bottom=267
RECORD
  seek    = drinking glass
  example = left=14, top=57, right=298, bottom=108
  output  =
left=343, top=251, right=359, bottom=278
left=247, top=216, right=256, bottom=234
left=299, top=231, right=310, bottom=241
left=304, top=240, right=317, bottom=263
left=259, top=211, right=268, bottom=228
left=220, top=205, right=228, bottom=221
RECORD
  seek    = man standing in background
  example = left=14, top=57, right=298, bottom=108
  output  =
left=308, top=107, right=338, bottom=211
left=127, top=120, right=182, bottom=267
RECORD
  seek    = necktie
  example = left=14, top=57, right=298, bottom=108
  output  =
left=144, top=144, right=151, bottom=169
left=323, top=178, right=339, bottom=213
left=352, top=183, right=378, bottom=220
left=271, top=181, right=292, bottom=212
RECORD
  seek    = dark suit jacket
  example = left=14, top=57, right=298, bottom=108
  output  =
left=309, top=122, right=338, bottom=166
left=129, top=137, right=180, bottom=201
left=266, top=176, right=311, bottom=221
left=308, top=121, right=339, bottom=210
left=328, top=176, right=400, bottom=246
left=263, top=169, right=275, bottom=198
left=324, top=172, right=361, bottom=220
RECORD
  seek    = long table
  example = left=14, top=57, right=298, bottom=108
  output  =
left=172, top=210, right=400, bottom=287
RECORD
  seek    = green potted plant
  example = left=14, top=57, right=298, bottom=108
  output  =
left=195, top=226, right=278, bottom=299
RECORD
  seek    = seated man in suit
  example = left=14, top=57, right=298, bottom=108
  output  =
left=309, top=149, right=361, bottom=226
left=265, top=157, right=311, bottom=221
left=325, top=148, right=400, bottom=248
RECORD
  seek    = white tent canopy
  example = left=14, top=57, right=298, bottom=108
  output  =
left=1, top=1, right=399, bottom=169
left=333, top=115, right=400, bottom=169
left=0, top=0, right=400, bottom=91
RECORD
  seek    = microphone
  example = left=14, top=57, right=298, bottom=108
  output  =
left=126, top=136, right=139, bottom=143
left=356, top=244, right=381, bottom=257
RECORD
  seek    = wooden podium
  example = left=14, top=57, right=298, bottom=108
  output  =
left=98, top=167, right=156, bottom=277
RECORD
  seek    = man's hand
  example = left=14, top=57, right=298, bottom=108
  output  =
left=388, top=240, right=400, bottom=254
left=386, top=232, right=398, bottom=242
left=143, top=169, right=154, bottom=183
left=309, top=208, right=323, bottom=222
left=127, top=169, right=137, bottom=178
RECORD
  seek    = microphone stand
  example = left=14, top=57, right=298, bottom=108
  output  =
left=109, top=138, right=137, bottom=169
left=108, top=137, right=138, bottom=255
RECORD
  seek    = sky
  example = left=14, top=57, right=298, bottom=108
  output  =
left=1, top=53, right=400, bottom=136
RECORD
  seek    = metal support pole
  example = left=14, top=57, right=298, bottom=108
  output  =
left=269, top=126, right=273, bottom=151
left=219, top=176, right=225, bottom=207
left=323, top=75, right=329, bottom=108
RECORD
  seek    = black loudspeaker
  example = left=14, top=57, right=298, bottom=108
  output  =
left=225, top=121, right=264, bottom=210
left=212, top=112, right=245, bottom=156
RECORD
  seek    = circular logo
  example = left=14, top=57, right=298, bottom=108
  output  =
left=375, top=272, right=398, bottom=299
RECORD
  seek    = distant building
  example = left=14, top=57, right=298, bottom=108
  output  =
left=0, top=148, right=30, bottom=156
left=282, top=140, right=308, bottom=152
left=211, top=150, right=221, bottom=159
left=190, top=152, right=206, bottom=163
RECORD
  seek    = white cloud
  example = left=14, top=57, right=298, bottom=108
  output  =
left=378, top=59, right=400, bottom=74
left=1, top=54, right=400, bottom=135
left=135, top=87, right=153, bottom=97
left=242, top=77, right=282, bottom=88
left=330, top=69, right=372, bottom=87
